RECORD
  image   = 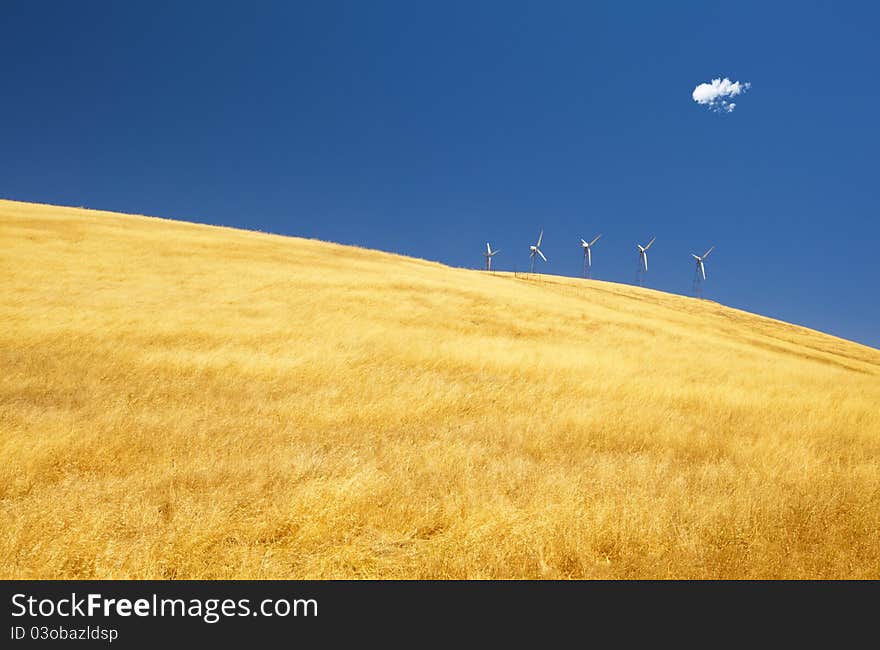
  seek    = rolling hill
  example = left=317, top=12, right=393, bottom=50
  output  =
left=1, top=198, right=878, bottom=578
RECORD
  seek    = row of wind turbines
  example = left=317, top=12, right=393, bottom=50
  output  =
left=483, top=229, right=716, bottom=294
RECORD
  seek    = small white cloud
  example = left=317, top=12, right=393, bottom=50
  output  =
left=692, top=77, right=750, bottom=113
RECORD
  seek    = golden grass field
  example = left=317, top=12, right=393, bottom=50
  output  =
left=2, top=198, right=879, bottom=579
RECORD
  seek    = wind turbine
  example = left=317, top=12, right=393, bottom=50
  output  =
left=636, top=236, right=655, bottom=286
left=529, top=229, right=547, bottom=273
left=691, top=245, right=715, bottom=281
left=691, top=245, right=715, bottom=297
left=483, top=242, right=500, bottom=271
left=580, top=234, right=601, bottom=278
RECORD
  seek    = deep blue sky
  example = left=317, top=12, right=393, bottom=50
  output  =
left=2, top=1, right=878, bottom=347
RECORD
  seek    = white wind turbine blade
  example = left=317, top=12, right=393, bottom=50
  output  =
left=486, top=242, right=491, bottom=255
left=537, top=248, right=547, bottom=262
left=642, top=251, right=648, bottom=271
left=643, top=236, right=656, bottom=250
left=700, top=261, right=706, bottom=280
left=587, top=247, right=592, bottom=267
left=702, top=245, right=715, bottom=259
left=536, top=229, right=543, bottom=247
left=581, top=238, right=589, bottom=248
left=691, top=253, right=701, bottom=260
left=590, top=234, right=602, bottom=246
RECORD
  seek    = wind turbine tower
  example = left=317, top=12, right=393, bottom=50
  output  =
left=580, top=234, right=601, bottom=279
left=691, top=245, right=715, bottom=298
left=636, top=236, right=655, bottom=286
left=529, top=229, right=547, bottom=274
left=483, top=242, right=500, bottom=271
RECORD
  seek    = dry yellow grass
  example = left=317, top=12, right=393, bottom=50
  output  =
left=1, top=198, right=879, bottom=579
